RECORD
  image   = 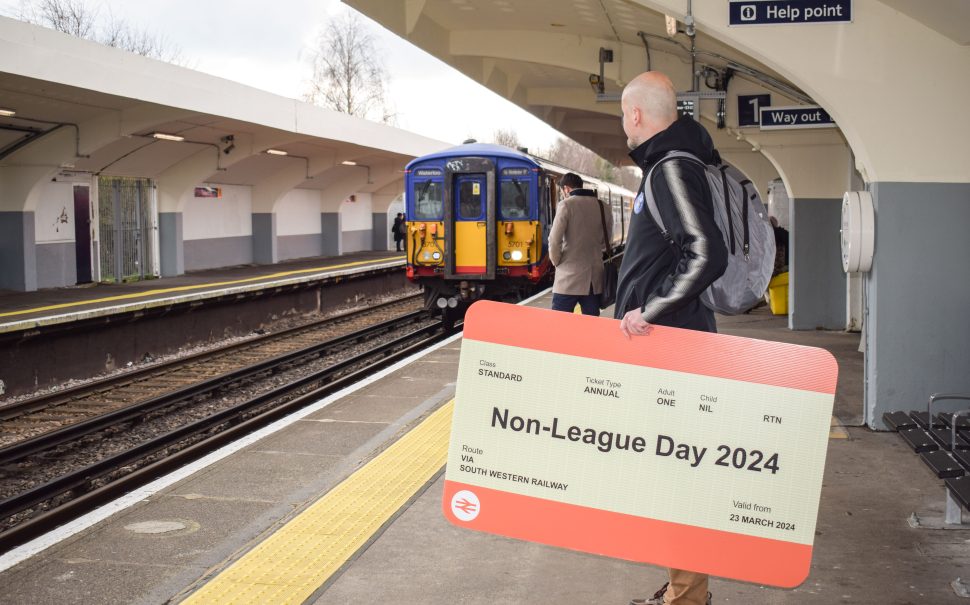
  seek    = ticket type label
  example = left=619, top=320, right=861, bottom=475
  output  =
left=443, top=301, right=838, bottom=588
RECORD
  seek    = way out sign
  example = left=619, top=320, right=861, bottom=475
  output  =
left=760, top=106, right=836, bottom=130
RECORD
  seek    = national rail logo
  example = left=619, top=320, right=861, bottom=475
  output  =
left=451, top=490, right=481, bottom=522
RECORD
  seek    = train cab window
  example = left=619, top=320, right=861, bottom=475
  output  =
left=458, top=180, right=483, bottom=219
left=413, top=180, right=443, bottom=220
left=500, top=180, right=530, bottom=219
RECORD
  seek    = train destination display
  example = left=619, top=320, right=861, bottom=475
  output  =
left=443, top=301, right=838, bottom=587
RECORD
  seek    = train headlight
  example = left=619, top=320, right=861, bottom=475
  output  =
left=422, top=251, right=432, bottom=260
left=510, top=250, right=524, bottom=261
left=503, top=251, right=511, bottom=261
left=432, top=251, right=441, bottom=260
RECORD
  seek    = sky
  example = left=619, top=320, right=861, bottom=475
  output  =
left=2, top=0, right=565, bottom=151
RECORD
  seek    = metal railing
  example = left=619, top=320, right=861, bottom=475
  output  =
left=98, top=176, right=158, bottom=283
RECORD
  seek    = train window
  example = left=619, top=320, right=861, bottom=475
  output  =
left=458, top=180, right=482, bottom=219
left=500, top=180, right=530, bottom=219
left=413, top=180, right=443, bottom=220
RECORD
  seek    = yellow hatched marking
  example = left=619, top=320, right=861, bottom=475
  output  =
left=0, top=256, right=404, bottom=319
left=182, top=400, right=453, bottom=605
left=829, top=416, right=849, bottom=439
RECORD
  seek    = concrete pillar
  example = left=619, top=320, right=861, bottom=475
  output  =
left=321, top=212, right=341, bottom=257
left=866, top=182, right=970, bottom=428
left=372, top=212, right=389, bottom=251
left=0, top=211, right=37, bottom=291
left=158, top=212, right=184, bottom=277
left=253, top=213, right=278, bottom=264
left=789, top=198, right=846, bottom=330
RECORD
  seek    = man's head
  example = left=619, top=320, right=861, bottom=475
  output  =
left=621, top=72, right=678, bottom=150
left=560, top=172, right=583, bottom=195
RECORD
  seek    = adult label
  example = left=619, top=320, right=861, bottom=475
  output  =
left=443, top=301, right=837, bottom=587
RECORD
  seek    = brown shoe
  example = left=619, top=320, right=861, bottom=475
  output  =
left=630, top=583, right=712, bottom=605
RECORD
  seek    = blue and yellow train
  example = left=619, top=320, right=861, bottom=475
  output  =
left=403, top=142, right=635, bottom=321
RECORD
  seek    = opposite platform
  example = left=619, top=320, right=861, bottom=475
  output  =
left=0, top=251, right=405, bottom=334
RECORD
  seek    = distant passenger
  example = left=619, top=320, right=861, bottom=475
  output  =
left=392, top=212, right=406, bottom=252
left=618, top=71, right=727, bottom=605
left=769, top=216, right=789, bottom=274
left=547, top=172, right=612, bottom=316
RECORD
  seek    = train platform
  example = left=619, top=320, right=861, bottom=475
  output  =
left=0, top=292, right=965, bottom=605
left=0, top=251, right=406, bottom=334
left=0, top=251, right=412, bottom=400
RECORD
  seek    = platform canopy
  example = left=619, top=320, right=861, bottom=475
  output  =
left=0, top=15, right=449, bottom=208
left=345, top=0, right=970, bottom=185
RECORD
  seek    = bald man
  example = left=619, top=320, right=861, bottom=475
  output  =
left=616, top=72, right=727, bottom=605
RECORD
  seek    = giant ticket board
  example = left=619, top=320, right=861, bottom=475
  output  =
left=443, top=301, right=837, bottom=587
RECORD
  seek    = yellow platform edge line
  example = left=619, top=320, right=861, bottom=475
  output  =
left=829, top=415, right=849, bottom=439
left=0, top=256, right=405, bottom=319
left=181, top=400, right=454, bottom=605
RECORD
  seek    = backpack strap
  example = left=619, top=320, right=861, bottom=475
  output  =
left=738, top=179, right=752, bottom=257
left=643, top=150, right=705, bottom=241
left=718, top=166, right=736, bottom=254
left=596, top=197, right=611, bottom=255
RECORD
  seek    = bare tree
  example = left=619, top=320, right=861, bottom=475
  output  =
left=544, top=137, right=599, bottom=177
left=100, top=13, right=184, bottom=63
left=16, top=0, right=95, bottom=36
left=491, top=128, right=521, bottom=150
left=303, top=12, right=395, bottom=124
left=544, top=136, right=638, bottom=189
left=12, top=0, right=183, bottom=63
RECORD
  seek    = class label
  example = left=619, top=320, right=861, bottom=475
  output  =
left=443, top=301, right=838, bottom=588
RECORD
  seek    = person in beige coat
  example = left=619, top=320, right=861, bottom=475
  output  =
left=548, top=172, right=613, bottom=316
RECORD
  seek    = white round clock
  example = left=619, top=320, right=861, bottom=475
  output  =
left=840, top=190, right=874, bottom=273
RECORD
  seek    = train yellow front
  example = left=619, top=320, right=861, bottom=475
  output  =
left=404, top=142, right=633, bottom=322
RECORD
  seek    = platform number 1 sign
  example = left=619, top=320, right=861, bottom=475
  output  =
left=738, top=94, right=771, bottom=127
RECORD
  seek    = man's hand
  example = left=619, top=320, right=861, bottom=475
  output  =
left=620, top=308, right=653, bottom=339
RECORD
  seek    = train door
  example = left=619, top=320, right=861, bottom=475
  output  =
left=443, top=159, right=495, bottom=279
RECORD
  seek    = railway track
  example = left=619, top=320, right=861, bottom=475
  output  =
left=0, top=294, right=423, bottom=448
left=0, top=298, right=455, bottom=553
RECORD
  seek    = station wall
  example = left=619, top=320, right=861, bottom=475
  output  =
left=340, top=193, right=373, bottom=253
left=32, top=179, right=80, bottom=289
left=182, top=183, right=253, bottom=272
left=277, top=189, right=323, bottom=261
left=10, top=176, right=386, bottom=289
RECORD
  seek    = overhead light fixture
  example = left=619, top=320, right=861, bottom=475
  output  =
left=665, top=15, right=678, bottom=37
left=151, top=132, right=185, bottom=142
left=0, top=108, right=15, bottom=117
left=342, top=160, right=372, bottom=184
left=266, top=149, right=288, bottom=156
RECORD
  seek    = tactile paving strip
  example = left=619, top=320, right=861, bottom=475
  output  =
left=182, top=400, right=453, bottom=605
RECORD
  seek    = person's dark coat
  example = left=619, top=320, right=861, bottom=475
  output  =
left=391, top=216, right=405, bottom=243
left=614, top=116, right=728, bottom=332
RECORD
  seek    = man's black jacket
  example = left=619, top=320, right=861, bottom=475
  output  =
left=614, top=116, right=728, bottom=332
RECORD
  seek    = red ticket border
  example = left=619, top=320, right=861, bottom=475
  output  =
left=463, top=300, right=837, bottom=395
left=443, top=480, right=812, bottom=588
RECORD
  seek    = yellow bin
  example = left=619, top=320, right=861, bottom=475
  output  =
left=768, top=272, right=789, bottom=315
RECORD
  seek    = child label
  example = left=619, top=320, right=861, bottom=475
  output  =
left=443, top=301, right=837, bottom=587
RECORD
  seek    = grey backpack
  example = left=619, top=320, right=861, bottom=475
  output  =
left=644, top=151, right=776, bottom=315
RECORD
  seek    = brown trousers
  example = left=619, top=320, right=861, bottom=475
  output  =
left=663, top=569, right=709, bottom=604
